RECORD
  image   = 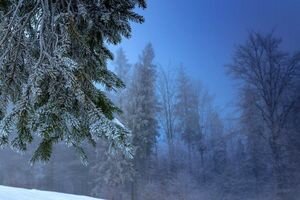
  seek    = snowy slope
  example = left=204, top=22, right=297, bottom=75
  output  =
left=0, top=185, right=103, bottom=200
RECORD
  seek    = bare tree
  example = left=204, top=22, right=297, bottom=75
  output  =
left=228, top=32, right=300, bottom=199
left=157, top=66, right=177, bottom=171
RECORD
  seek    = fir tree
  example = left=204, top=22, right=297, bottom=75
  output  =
left=128, top=43, right=158, bottom=164
left=90, top=48, right=134, bottom=198
left=127, top=43, right=158, bottom=200
left=0, top=0, right=146, bottom=162
left=175, top=67, right=204, bottom=171
left=115, top=48, right=132, bottom=85
left=113, top=48, right=132, bottom=118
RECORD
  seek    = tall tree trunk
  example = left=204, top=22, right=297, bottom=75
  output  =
left=188, top=143, right=192, bottom=173
left=168, top=139, right=175, bottom=172
left=131, top=181, right=135, bottom=200
left=200, top=150, right=206, bottom=183
left=270, top=140, right=287, bottom=200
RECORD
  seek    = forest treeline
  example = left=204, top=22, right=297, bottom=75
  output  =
left=0, top=33, right=299, bottom=200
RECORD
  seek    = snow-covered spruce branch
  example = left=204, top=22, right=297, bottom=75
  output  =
left=0, top=0, right=146, bottom=163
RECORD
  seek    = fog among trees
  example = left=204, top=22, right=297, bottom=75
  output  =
left=0, top=36, right=299, bottom=200
left=0, top=1, right=299, bottom=200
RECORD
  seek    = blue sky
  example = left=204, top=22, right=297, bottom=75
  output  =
left=110, top=0, right=300, bottom=115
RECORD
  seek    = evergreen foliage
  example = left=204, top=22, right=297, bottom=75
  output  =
left=0, top=29, right=299, bottom=199
left=175, top=67, right=205, bottom=166
left=126, top=43, right=158, bottom=200
left=0, top=0, right=146, bottom=163
left=128, top=43, right=158, bottom=163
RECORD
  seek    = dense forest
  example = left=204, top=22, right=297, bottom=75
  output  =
left=0, top=0, right=299, bottom=200
left=0, top=34, right=299, bottom=200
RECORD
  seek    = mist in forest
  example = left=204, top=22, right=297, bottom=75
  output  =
left=0, top=1, right=299, bottom=200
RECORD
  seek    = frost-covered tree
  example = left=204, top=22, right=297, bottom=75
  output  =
left=175, top=67, right=192, bottom=167
left=0, top=0, right=146, bottom=162
left=115, top=48, right=131, bottom=84
left=175, top=67, right=204, bottom=171
left=228, top=32, right=300, bottom=199
left=113, top=48, right=132, bottom=119
left=126, top=43, right=158, bottom=200
left=208, top=111, right=227, bottom=175
left=286, top=77, right=300, bottom=194
left=128, top=43, right=158, bottom=164
left=90, top=140, right=134, bottom=199
left=90, top=48, right=134, bottom=199
left=239, top=86, right=272, bottom=196
left=157, top=67, right=177, bottom=170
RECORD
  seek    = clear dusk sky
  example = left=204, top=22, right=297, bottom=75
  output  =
left=110, top=0, right=300, bottom=116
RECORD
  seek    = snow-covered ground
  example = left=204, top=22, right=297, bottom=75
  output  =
left=0, top=185, right=103, bottom=200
